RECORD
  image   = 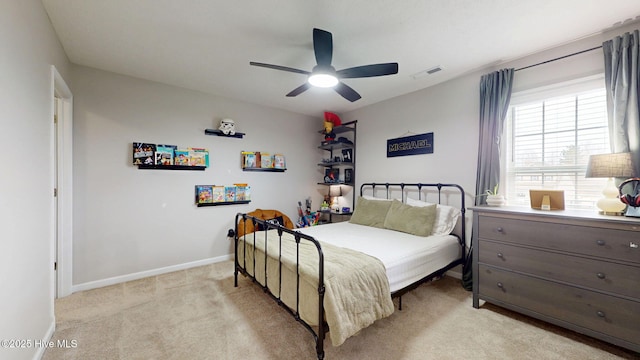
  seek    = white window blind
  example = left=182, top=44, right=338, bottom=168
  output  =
left=504, top=78, right=610, bottom=210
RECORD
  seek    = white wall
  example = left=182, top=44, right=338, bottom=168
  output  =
left=70, top=65, right=320, bottom=288
left=343, top=72, right=480, bottom=250
left=0, top=1, right=71, bottom=359
left=70, top=21, right=640, bottom=288
left=343, top=21, right=640, bottom=250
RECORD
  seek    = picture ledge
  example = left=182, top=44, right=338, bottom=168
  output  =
left=204, top=129, right=245, bottom=138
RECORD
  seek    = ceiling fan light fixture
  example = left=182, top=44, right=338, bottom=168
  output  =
left=249, top=28, right=398, bottom=101
left=308, top=65, right=338, bottom=87
left=308, top=73, right=338, bottom=88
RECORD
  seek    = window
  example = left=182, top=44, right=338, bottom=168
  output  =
left=504, top=77, right=610, bottom=210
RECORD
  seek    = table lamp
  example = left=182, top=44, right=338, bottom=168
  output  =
left=329, top=185, right=342, bottom=213
left=585, top=152, right=634, bottom=215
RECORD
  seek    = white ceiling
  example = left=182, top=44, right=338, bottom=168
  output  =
left=42, top=0, right=640, bottom=117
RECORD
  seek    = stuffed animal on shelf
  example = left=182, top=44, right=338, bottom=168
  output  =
left=323, top=112, right=341, bottom=143
left=219, top=118, right=236, bottom=135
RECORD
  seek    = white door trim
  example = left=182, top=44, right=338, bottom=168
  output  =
left=52, top=65, right=73, bottom=298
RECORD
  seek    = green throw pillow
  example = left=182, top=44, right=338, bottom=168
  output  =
left=383, top=199, right=437, bottom=236
left=349, top=196, right=392, bottom=228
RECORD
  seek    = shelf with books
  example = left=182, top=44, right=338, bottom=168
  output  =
left=133, top=142, right=209, bottom=169
left=243, top=168, right=286, bottom=172
left=195, top=184, right=251, bottom=206
left=204, top=129, right=245, bottom=138
left=137, top=164, right=206, bottom=171
left=240, top=151, right=286, bottom=171
left=197, top=200, right=251, bottom=207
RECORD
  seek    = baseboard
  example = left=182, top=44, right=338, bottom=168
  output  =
left=446, top=269, right=462, bottom=280
left=71, top=254, right=232, bottom=293
left=445, top=263, right=463, bottom=280
left=33, top=317, right=55, bottom=360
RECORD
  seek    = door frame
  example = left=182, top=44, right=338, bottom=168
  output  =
left=51, top=65, right=73, bottom=298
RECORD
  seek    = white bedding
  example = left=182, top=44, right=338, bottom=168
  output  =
left=298, top=221, right=461, bottom=292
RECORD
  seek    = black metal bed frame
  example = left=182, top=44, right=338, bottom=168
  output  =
left=234, top=182, right=466, bottom=360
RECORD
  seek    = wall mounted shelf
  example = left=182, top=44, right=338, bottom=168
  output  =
left=243, top=167, right=286, bottom=172
left=137, top=165, right=206, bottom=171
left=317, top=161, right=353, bottom=167
left=197, top=200, right=251, bottom=207
left=204, top=129, right=245, bottom=138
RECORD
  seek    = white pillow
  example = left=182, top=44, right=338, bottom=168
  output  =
left=405, top=198, right=460, bottom=235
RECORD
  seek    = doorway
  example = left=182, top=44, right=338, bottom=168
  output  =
left=52, top=66, right=73, bottom=298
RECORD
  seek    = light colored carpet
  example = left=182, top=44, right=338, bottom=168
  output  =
left=43, top=260, right=639, bottom=360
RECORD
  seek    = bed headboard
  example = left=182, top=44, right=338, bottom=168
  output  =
left=359, top=182, right=467, bottom=252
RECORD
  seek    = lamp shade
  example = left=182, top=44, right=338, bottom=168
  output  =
left=329, top=185, right=342, bottom=197
left=585, top=152, right=634, bottom=178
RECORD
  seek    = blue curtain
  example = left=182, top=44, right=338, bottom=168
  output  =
left=603, top=30, right=640, bottom=172
left=474, top=69, right=515, bottom=206
left=463, top=69, right=514, bottom=291
left=603, top=30, right=640, bottom=200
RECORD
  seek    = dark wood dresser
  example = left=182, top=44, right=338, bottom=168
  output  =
left=471, top=206, right=640, bottom=352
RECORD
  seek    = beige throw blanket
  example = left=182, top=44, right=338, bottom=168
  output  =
left=238, top=230, right=394, bottom=346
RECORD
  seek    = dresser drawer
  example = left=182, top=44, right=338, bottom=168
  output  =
left=477, top=215, right=640, bottom=264
left=479, top=241, right=640, bottom=299
left=478, top=265, right=640, bottom=346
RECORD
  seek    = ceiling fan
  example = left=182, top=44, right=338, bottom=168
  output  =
left=250, top=28, right=399, bottom=102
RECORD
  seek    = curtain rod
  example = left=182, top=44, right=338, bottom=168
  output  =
left=514, top=45, right=603, bottom=72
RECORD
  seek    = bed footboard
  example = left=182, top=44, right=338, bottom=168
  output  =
left=234, top=213, right=327, bottom=360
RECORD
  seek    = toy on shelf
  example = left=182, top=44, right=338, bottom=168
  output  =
left=322, top=112, right=341, bottom=144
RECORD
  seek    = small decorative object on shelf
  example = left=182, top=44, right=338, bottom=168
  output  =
left=322, top=112, right=341, bottom=144
left=204, top=118, right=245, bottom=138
left=219, top=118, right=236, bottom=135
left=344, top=168, right=353, bottom=183
left=241, top=151, right=286, bottom=172
left=324, top=168, right=340, bottom=183
left=342, top=148, right=352, bottom=162
left=196, top=183, right=251, bottom=207
left=134, top=142, right=209, bottom=170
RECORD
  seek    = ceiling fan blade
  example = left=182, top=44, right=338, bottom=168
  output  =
left=250, top=62, right=310, bottom=75
left=334, top=82, right=361, bottom=102
left=313, top=28, right=333, bottom=66
left=337, top=63, right=399, bottom=79
left=286, top=83, right=311, bottom=97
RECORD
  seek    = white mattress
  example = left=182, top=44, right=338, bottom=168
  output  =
left=298, top=221, right=461, bottom=292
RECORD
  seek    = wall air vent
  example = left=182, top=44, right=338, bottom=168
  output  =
left=411, top=66, right=443, bottom=80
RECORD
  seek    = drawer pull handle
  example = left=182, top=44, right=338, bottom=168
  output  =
left=596, top=239, right=606, bottom=246
left=596, top=272, right=606, bottom=279
left=496, top=282, right=504, bottom=289
left=497, top=252, right=504, bottom=259
left=496, top=227, right=504, bottom=233
left=596, top=311, right=605, bottom=318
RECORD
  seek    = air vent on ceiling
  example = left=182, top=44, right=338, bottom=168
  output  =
left=411, top=66, right=443, bottom=80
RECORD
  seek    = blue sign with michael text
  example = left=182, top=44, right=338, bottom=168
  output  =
left=387, top=132, right=433, bottom=157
